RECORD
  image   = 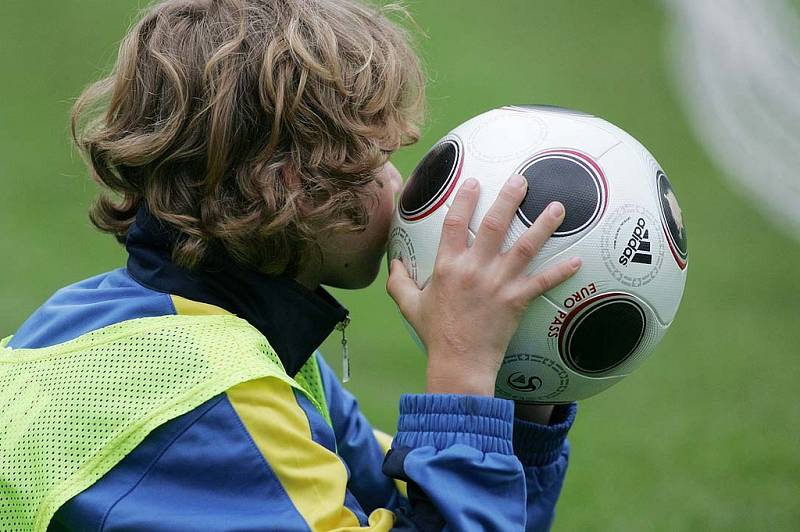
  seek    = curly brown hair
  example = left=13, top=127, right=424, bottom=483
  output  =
left=72, top=0, right=424, bottom=277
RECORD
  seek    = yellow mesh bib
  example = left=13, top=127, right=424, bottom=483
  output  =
left=0, top=314, right=329, bottom=532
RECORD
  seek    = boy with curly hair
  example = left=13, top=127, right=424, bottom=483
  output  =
left=0, top=0, right=581, bottom=530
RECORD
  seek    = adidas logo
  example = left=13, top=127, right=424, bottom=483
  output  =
left=618, top=217, right=652, bottom=266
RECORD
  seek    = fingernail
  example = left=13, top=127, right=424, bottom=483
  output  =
left=569, top=257, right=582, bottom=269
left=549, top=202, right=564, bottom=217
left=509, top=174, right=526, bottom=188
left=463, top=178, right=478, bottom=190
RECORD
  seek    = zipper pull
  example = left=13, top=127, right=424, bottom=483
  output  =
left=335, top=316, right=351, bottom=383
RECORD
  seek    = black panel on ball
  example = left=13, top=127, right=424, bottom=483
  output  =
left=657, top=171, right=688, bottom=259
left=565, top=300, right=645, bottom=374
left=517, top=155, right=601, bottom=236
left=400, top=140, right=459, bottom=218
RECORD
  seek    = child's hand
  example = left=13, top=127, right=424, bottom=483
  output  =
left=387, top=175, right=582, bottom=397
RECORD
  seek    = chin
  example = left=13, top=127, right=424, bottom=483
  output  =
left=323, top=254, right=383, bottom=290
left=324, top=274, right=376, bottom=290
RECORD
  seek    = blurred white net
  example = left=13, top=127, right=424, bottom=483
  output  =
left=664, top=0, right=800, bottom=241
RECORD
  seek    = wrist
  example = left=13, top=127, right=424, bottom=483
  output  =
left=512, top=403, right=577, bottom=466
left=426, top=358, right=498, bottom=396
left=514, top=403, right=554, bottom=424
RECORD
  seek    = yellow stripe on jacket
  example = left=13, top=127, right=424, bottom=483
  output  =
left=173, top=292, right=396, bottom=530
left=228, top=377, right=397, bottom=530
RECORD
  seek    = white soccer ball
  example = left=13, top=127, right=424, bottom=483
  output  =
left=388, top=105, right=688, bottom=403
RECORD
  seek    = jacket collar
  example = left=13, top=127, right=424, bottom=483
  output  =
left=125, top=206, right=349, bottom=376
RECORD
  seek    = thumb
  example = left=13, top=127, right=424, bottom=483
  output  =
left=386, top=258, right=419, bottom=317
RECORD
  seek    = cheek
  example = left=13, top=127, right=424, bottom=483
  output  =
left=361, top=210, right=391, bottom=256
left=336, top=190, right=393, bottom=254
left=374, top=186, right=396, bottom=242
left=332, top=183, right=395, bottom=249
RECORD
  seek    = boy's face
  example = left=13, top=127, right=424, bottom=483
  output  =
left=317, top=162, right=403, bottom=289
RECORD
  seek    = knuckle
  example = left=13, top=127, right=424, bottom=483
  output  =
left=533, top=272, right=553, bottom=294
left=514, top=238, right=538, bottom=260
left=443, top=213, right=466, bottom=231
left=510, top=296, right=530, bottom=315
left=481, top=213, right=504, bottom=233
left=386, top=275, right=398, bottom=295
left=459, top=264, right=480, bottom=286
left=433, top=259, right=453, bottom=278
left=483, top=274, right=502, bottom=294
left=499, top=186, right=520, bottom=203
left=504, top=287, right=530, bottom=313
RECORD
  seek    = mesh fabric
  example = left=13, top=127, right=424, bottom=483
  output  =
left=0, top=314, right=325, bottom=532
left=294, top=355, right=333, bottom=427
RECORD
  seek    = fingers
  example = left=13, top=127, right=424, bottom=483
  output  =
left=386, top=258, right=420, bottom=317
left=472, top=174, right=528, bottom=260
left=519, top=256, right=582, bottom=301
left=437, top=178, right=480, bottom=257
left=504, top=201, right=565, bottom=276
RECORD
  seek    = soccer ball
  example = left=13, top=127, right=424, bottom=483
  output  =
left=388, top=105, right=688, bottom=403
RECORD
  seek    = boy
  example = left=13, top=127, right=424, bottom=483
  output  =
left=0, top=0, right=582, bottom=530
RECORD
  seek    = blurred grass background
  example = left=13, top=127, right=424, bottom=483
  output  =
left=1, top=1, right=798, bottom=530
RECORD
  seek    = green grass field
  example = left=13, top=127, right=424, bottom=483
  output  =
left=2, top=1, right=799, bottom=530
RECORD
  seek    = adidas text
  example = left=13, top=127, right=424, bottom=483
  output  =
left=619, top=217, right=652, bottom=266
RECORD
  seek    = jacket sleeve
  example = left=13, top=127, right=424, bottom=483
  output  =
left=513, top=405, right=577, bottom=532
left=319, top=355, right=577, bottom=532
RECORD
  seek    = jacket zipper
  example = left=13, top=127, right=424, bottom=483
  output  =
left=335, top=316, right=351, bottom=383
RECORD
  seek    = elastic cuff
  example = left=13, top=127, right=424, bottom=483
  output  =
left=513, top=402, right=577, bottom=466
left=394, top=394, right=515, bottom=454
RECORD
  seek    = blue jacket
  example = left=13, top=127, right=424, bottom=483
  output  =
left=7, top=207, right=576, bottom=531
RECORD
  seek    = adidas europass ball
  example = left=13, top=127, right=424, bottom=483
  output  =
left=388, top=105, right=688, bottom=403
